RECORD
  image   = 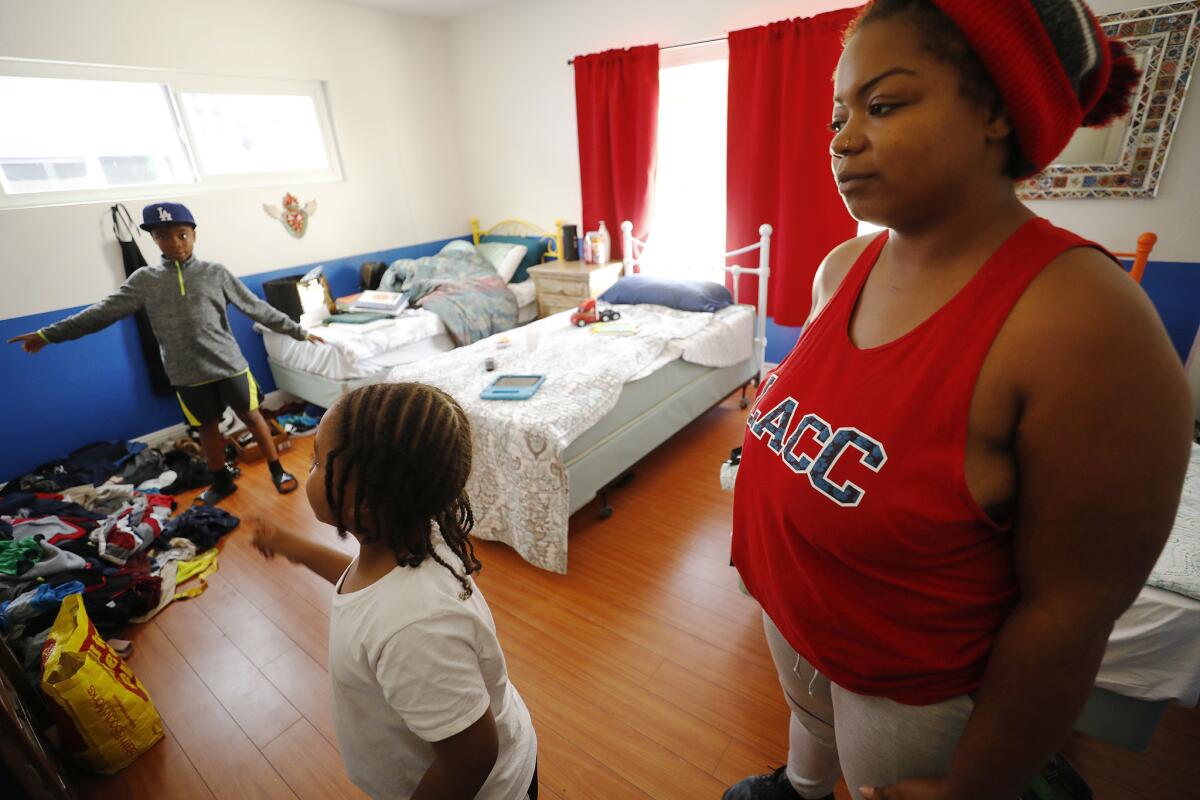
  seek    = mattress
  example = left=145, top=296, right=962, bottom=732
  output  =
left=1099, top=584, right=1200, bottom=706
left=511, top=280, right=537, bottom=325
left=566, top=357, right=714, bottom=464
left=565, top=357, right=754, bottom=514
left=260, top=310, right=451, bottom=380
left=260, top=281, right=537, bottom=380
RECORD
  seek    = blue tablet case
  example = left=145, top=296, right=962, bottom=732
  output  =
left=480, top=374, right=545, bottom=401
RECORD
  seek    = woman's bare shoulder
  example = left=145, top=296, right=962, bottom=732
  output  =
left=811, top=234, right=878, bottom=318
left=1005, top=245, right=1185, bottom=402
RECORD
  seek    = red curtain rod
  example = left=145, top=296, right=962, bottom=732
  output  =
left=566, top=35, right=727, bottom=66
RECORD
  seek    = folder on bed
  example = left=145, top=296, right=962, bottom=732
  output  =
left=351, top=290, right=408, bottom=314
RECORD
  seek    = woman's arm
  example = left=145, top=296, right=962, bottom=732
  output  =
left=867, top=250, right=1192, bottom=800
left=411, top=708, right=500, bottom=800
left=251, top=519, right=353, bottom=584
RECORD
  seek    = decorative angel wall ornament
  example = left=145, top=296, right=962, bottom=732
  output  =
left=264, top=193, right=317, bottom=238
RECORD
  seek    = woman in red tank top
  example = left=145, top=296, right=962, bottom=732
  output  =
left=726, top=3, right=1191, bottom=800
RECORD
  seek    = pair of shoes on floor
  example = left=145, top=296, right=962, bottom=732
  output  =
left=722, top=767, right=834, bottom=800
left=194, top=481, right=237, bottom=507
left=192, top=466, right=296, bottom=506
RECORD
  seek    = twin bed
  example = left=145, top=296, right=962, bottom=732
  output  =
left=262, top=218, right=548, bottom=408
left=381, top=220, right=771, bottom=573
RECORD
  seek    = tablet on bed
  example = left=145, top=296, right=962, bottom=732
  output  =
left=481, top=374, right=545, bottom=401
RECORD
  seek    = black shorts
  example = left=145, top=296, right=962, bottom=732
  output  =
left=175, top=369, right=262, bottom=427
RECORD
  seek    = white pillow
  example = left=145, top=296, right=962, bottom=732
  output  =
left=439, top=239, right=476, bottom=255
left=476, top=242, right=528, bottom=283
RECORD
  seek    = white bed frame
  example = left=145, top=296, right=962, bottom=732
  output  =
left=554, top=221, right=773, bottom=520
left=622, top=220, right=772, bottom=384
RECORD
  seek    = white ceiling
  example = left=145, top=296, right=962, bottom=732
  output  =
left=329, top=0, right=507, bottom=19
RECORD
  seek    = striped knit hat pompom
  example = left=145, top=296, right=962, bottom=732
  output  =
left=928, top=0, right=1143, bottom=174
left=1082, top=38, right=1141, bottom=128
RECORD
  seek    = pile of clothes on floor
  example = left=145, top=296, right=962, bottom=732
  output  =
left=0, top=439, right=241, bottom=685
left=5, top=439, right=216, bottom=497
left=271, top=400, right=324, bottom=438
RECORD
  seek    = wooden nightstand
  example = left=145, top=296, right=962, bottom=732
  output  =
left=527, top=260, right=623, bottom=318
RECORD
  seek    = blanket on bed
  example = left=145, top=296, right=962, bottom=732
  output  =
left=1148, top=443, right=1200, bottom=601
left=385, top=305, right=734, bottom=572
left=380, top=251, right=516, bottom=345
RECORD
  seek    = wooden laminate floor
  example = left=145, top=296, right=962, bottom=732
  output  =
left=73, top=393, right=1198, bottom=799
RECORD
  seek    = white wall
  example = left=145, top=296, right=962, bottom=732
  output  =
left=447, top=0, right=859, bottom=232
left=0, top=0, right=468, bottom=321
left=449, top=0, right=1199, bottom=262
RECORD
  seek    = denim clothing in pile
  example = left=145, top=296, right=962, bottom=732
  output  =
left=163, top=506, right=240, bottom=550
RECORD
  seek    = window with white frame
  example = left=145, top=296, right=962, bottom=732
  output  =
left=0, top=76, right=194, bottom=196
left=0, top=61, right=342, bottom=208
left=639, top=44, right=728, bottom=283
left=179, top=92, right=330, bottom=176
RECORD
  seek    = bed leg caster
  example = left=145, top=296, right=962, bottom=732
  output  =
left=739, top=385, right=749, bottom=409
left=596, top=472, right=634, bottom=520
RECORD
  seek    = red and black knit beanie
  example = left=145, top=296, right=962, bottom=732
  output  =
left=929, top=0, right=1140, bottom=176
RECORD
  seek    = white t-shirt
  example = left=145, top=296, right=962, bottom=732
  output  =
left=329, top=546, right=537, bottom=799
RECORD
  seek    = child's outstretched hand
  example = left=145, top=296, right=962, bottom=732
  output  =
left=7, top=332, right=48, bottom=353
left=251, top=518, right=294, bottom=560
left=306, top=332, right=327, bottom=345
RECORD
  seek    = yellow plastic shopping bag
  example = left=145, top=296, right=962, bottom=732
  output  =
left=40, top=594, right=164, bottom=774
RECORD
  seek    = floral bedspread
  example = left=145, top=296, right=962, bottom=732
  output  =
left=385, top=305, right=730, bottom=572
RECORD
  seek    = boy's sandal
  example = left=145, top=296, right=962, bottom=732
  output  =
left=272, top=470, right=298, bottom=494
left=194, top=482, right=238, bottom=507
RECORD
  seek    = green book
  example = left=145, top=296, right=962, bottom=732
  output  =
left=327, top=312, right=390, bottom=325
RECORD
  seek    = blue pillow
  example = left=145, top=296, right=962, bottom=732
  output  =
left=480, top=235, right=549, bottom=283
left=600, top=275, right=733, bottom=312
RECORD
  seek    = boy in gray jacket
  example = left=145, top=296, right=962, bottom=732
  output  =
left=9, top=202, right=324, bottom=506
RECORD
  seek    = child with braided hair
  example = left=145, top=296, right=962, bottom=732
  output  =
left=251, top=382, right=537, bottom=800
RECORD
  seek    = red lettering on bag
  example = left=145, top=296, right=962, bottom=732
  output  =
left=79, top=620, right=148, bottom=702
left=41, top=636, right=58, bottom=669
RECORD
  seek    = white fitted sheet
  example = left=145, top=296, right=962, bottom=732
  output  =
left=630, top=304, right=755, bottom=380
left=1096, top=444, right=1200, bottom=706
left=510, top=279, right=536, bottom=313
left=1099, top=585, right=1200, bottom=706
left=260, top=310, right=448, bottom=380
left=261, top=286, right=537, bottom=380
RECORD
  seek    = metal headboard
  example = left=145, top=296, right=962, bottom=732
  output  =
left=621, top=220, right=773, bottom=382
left=471, top=217, right=565, bottom=264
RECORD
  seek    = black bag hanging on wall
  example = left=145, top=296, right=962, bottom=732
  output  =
left=112, top=204, right=172, bottom=396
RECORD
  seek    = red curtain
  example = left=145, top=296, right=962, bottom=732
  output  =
left=727, top=9, right=860, bottom=325
left=574, top=45, right=659, bottom=262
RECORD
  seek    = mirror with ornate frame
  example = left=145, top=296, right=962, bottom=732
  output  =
left=1018, top=1, right=1198, bottom=200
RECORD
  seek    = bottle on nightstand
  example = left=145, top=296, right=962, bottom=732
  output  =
left=597, top=221, right=611, bottom=264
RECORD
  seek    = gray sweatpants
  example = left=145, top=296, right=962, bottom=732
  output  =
left=763, top=612, right=975, bottom=800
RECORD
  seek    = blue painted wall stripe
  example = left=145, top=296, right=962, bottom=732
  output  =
left=762, top=259, right=1200, bottom=364
left=3, top=252, right=1196, bottom=482
left=0, top=236, right=466, bottom=482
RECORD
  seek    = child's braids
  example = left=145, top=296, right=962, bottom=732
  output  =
left=322, top=382, right=480, bottom=596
